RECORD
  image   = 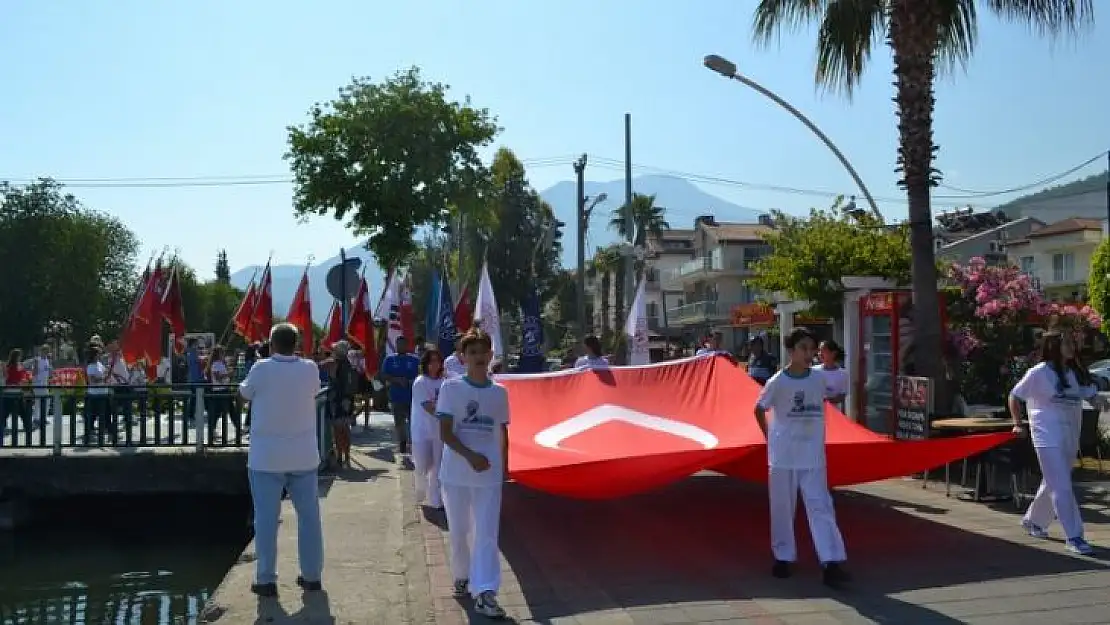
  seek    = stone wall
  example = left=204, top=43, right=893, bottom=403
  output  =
left=0, top=449, right=248, bottom=499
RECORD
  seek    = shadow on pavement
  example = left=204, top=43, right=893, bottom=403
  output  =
left=499, top=474, right=1107, bottom=623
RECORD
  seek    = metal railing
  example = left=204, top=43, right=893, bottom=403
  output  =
left=0, top=384, right=256, bottom=453
left=665, top=299, right=748, bottom=326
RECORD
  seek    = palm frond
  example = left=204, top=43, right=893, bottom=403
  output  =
left=935, top=0, right=979, bottom=76
left=753, top=0, right=830, bottom=45
left=813, top=0, right=887, bottom=95
left=986, top=0, right=1095, bottom=36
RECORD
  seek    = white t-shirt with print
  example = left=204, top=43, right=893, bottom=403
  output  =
left=32, top=357, right=51, bottom=386
left=106, top=354, right=129, bottom=386
left=210, top=360, right=230, bottom=386
left=574, top=355, right=609, bottom=370
left=411, top=375, right=446, bottom=442
left=815, top=364, right=849, bottom=399
left=444, top=353, right=467, bottom=378
left=435, top=377, right=510, bottom=488
left=1010, top=362, right=1097, bottom=449
left=756, top=367, right=829, bottom=469
left=239, top=355, right=322, bottom=473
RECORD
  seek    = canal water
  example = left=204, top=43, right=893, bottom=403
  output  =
left=0, top=494, right=251, bottom=625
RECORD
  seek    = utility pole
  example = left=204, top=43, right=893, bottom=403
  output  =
left=623, top=114, right=635, bottom=350
left=574, top=154, right=588, bottom=341
left=1105, top=150, right=1109, bottom=228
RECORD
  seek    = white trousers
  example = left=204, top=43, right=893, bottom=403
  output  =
left=442, top=483, right=503, bottom=596
left=1024, top=444, right=1084, bottom=540
left=31, top=387, right=51, bottom=423
left=769, top=466, right=847, bottom=564
left=411, top=437, right=444, bottom=508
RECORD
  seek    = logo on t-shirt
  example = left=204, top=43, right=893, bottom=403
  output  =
left=461, top=399, right=495, bottom=430
left=788, top=390, right=823, bottom=417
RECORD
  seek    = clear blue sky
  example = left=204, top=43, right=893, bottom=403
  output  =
left=2, top=0, right=1107, bottom=278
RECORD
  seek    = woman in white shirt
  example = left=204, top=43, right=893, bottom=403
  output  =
left=815, top=340, right=849, bottom=413
left=574, top=335, right=609, bottom=370
left=205, top=346, right=237, bottom=441
left=83, top=345, right=110, bottom=444
left=411, top=347, right=447, bottom=509
left=30, top=345, right=52, bottom=426
left=1010, top=331, right=1106, bottom=555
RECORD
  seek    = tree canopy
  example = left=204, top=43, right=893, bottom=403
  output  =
left=285, top=67, right=501, bottom=270
left=747, top=200, right=911, bottom=318
left=0, top=179, right=139, bottom=351
left=1089, top=237, right=1110, bottom=327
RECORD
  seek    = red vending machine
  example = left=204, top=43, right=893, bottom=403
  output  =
left=856, top=291, right=946, bottom=435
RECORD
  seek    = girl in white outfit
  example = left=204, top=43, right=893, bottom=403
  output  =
left=411, top=347, right=447, bottom=509
left=815, top=340, right=849, bottom=413
left=1010, top=331, right=1106, bottom=555
left=30, top=346, right=52, bottom=425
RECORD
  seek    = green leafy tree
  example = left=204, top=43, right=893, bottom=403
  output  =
left=215, top=249, right=231, bottom=284
left=1089, top=238, right=1110, bottom=326
left=747, top=200, right=911, bottom=319
left=590, top=245, right=623, bottom=336
left=752, top=0, right=1093, bottom=401
left=285, top=67, right=501, bottom=270
left=0, top=179, right=139, bottom=350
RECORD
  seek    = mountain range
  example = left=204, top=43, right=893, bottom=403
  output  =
left=230, top=175, right=761, bottom=323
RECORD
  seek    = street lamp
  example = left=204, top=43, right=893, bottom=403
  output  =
left=703, top=54, right=883, bottom=222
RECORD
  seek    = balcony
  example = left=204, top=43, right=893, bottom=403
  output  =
left=661, top=254, right=763, bottom=289
left=666, top=299, right=747, bottom=326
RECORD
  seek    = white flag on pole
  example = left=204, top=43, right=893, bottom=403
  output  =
left=474, top=261, right=503, bottom=359
left=625, top=276, right=650, bottom=365
left=375, top=270, right=404, bottom=355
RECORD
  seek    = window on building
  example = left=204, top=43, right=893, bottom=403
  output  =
left=646, top=302, right=659, bottom=318
left=1052, top=252, right=1075, bottom=283
left=1019, top=256, right=1034, bottom=274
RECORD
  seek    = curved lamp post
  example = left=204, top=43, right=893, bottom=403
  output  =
left=704, top=54, right=883, bottom=222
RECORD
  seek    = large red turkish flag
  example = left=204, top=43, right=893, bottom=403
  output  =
left=497, top=355, right=1012, bottom=499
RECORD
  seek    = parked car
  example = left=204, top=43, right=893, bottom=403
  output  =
left=1089, top=359, right=1110, bottom=391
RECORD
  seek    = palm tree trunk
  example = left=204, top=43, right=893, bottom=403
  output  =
left=601, top=273, right=611, bottom=335
left=889, top=0, right=950, bottom=412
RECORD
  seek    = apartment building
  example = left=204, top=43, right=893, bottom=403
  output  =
left=1006, top=217, right=1104, bottom=301
left=661, top=215, right=773, bottom=351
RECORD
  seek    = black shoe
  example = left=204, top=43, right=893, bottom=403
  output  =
left=296, top=576, right=322, bottom=592
left=822, top=562, right=850, bottom=588
left=771, top=560, right=792, bottom=579
left=250, top=582, right=278, bottom=597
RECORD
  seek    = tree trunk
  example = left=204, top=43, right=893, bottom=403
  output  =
left=614, top=265, right=626, bottom=336
left=889, top=0, right=951, bottom=413
left=601, top=273, right=611, bottom=335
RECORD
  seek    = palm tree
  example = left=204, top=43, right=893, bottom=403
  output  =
left=591, top=245, right=623, bottom=336
left=610, top=193, right=671, bottom=249
left=752, top=0, right=1092, bottom=409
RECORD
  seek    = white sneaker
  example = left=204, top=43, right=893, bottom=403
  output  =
left=1022, top=519, right=1049, bottom=539
left=474, top=590, right=506, bottom=619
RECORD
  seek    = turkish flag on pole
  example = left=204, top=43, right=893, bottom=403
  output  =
left=286, top=269, right=314, bottom=355
left=251, top=262, right=273, bottom=342
left=161, top=263, right=186, bottom=354
left=347, top=276, right=379, bottom=378
left=233, top=281, right=258, bottom=342
left=121, top=261, right=158, bottom=364
left=321, top=301, right=343, bottom=350
left=454, top=285, right=472, bottom=333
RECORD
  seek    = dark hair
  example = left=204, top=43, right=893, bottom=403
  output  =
left=784, top=327, right=815, bottom=350
left=1039, top=331, right=1069, bottom=387
left=7, top=349, right=21, bottom=368
left=420, top=346, right=444, bottom=376
left=583, top=335, right=602, bottom=356
left=259, top=341, right=271, bottom=358
left=270, top=323, right=299, bottom=355
left=460, top=328, right=493, bottom=353
left=86, top=346, right=101, bottom=364
left=820, top=339, right=843, bottom=360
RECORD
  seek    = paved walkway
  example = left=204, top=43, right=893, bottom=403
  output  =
left=201, top=422, right=1110, bottom=624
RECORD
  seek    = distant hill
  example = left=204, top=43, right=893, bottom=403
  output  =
left=995, top=171, right=1107, bottom=218
left=229, top=174, right=762, bottom=323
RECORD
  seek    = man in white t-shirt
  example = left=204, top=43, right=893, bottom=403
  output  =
left=435, top=329, right=510, bottom=619
left=755, top=327, right=848, bottom=588
left=443, top=339, right=467, bottom=377
left=239, top=323, right=324, bottom=597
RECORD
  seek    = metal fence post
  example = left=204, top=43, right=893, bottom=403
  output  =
left=194, top=387, right=205, bottom=453
left=51, top=389, right=63, bottom=456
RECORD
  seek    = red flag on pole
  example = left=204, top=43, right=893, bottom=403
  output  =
left=251, top=262, right=273, bottom=342
left=286, top=269, right=314, bottom=355
left=233, top=281, right=259, bottom=342
left=161, top=263, right=186, bottom=353
left=122, top=261, right=165, bottom=364
left=347, top=276, right=379, bottom=378
left=322, top=301, right=343, bottom=350
left=454, top=285, right=473, bottom=333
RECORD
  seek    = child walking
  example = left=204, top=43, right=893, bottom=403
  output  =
left=435, top=328, right=510, bottom=619
left=754, top=327, right=849, bottom=587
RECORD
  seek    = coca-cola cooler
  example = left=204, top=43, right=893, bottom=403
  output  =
left=856, top=291, right=946, bottom=435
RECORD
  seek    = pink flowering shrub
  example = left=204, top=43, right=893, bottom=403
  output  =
left=947, top=257, right=1050, bottom=322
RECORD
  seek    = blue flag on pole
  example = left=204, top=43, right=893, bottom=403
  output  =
left=424, top=271, right=441, bottom=342
left=517, top=289, right=546, bottom=373
left=436, top=279, right=457, bottom=357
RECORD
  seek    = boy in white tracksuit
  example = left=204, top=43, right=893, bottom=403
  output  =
left=435, top=328, right=510, bottom=619
left=755, top=327, right=849, bottom=587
